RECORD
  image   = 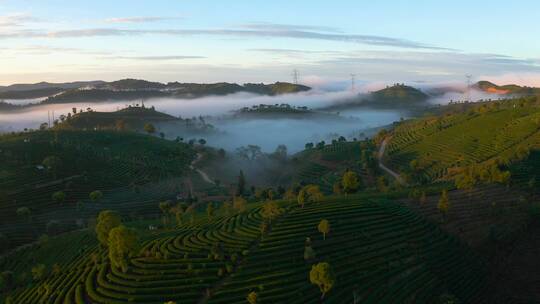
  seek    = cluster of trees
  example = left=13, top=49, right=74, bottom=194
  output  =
left=95, top=210, right=139, bottom=273
left=455, top=163, right=511, bottom=192
left=333, top=170, right=361, bottom=195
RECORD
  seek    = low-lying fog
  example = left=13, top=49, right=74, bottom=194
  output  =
left=1, top=90, right=410, bottom=153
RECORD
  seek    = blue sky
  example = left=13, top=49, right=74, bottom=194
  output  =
left=1, top=0, right=539, bottom=87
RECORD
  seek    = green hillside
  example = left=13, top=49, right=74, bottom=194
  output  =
left=2, top=196, right=486, bottom=304
left=0, top=130, right=195, bottom=252
left=384, top=96, right=540, bottom=183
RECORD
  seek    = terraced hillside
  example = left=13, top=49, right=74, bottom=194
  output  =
left=3, top=197, right=487, bottom=303
left=0, top=130, right=195, bottom=251
left=385, top=97, right=540, bottom=182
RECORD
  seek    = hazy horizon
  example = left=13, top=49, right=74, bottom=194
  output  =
left=1, top=0, right=539, bottom=87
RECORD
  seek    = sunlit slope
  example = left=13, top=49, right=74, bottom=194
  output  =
left=385, top=97, right=540, bottom=180
left=7, top=198, right=486, bottom=303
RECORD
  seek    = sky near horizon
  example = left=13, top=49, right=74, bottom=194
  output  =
left=1, top=0, right=539, bottom=87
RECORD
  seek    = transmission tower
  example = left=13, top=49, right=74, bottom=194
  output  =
left=292, top=69, right=299, bottom=85
left=465, top=74, right=472, bottom=102
left=350, top=74, right=356, bottom=92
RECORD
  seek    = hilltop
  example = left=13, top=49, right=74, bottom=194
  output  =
left=56, top=106, right=177, bottom=131
left=325, top=83, right=429, bottom=110
left=475, top=80, right=540, bottom=95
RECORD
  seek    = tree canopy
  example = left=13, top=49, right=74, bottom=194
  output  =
left=95, top=210, right=121, bottom=247
left=309, top=262, right=336, bottom=299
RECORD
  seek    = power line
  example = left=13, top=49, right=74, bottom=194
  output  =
left=292, top=69, right=299, bottom=85
left=350, top=74, right=356, bottom=92
left=465, top=74, right=472, bottom=102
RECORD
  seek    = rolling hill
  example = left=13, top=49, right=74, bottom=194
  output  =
left=475, top=81, right=540, bottom=95
left=42, top=80, right=311, bottom=104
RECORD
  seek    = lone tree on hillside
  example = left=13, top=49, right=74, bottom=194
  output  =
left=95, top=210, right=121, bottom=248
left=438, top=190, right=450, bottom=220
left=108, top=225, right=140, bottom=273
left=52, top=191, right=66, bottom=204
left=318, top=219, right=331, bottom=240
left=342, top=170, right=360, bottom=194
left=309, top=262, right=336, bottom=299
left=89, top=190, right=103, bottom=203
left=144, top=123, right=156, bottom=134
left=246, top=291, right=258, bottom=304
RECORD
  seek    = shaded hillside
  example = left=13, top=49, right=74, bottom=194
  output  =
left=0, top=81, right=105, bottom=93
left=0, top=130, right=196, bottom=252
left=0, top=101, right=23, bottom=111
left=475, top=81, right=540, bottom=95
left=0, top=88, right=65, bottom=100
left=58, top=106, right=178, bottom=131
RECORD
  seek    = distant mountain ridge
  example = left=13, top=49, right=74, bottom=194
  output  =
left=0, top=81, right=105, bottom=93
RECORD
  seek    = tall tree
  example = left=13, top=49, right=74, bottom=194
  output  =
left=309, top=262, right=336, bottom=299
left=342, top=170, right=360, bottom=194
left=108, top=225, right=140, bottom=273
left=318, top=219, right=331, bottom=240
left=95, top=210, right=121, bottom=247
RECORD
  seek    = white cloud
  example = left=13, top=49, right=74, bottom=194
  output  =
left=105, top=16, right=182, bottom=24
